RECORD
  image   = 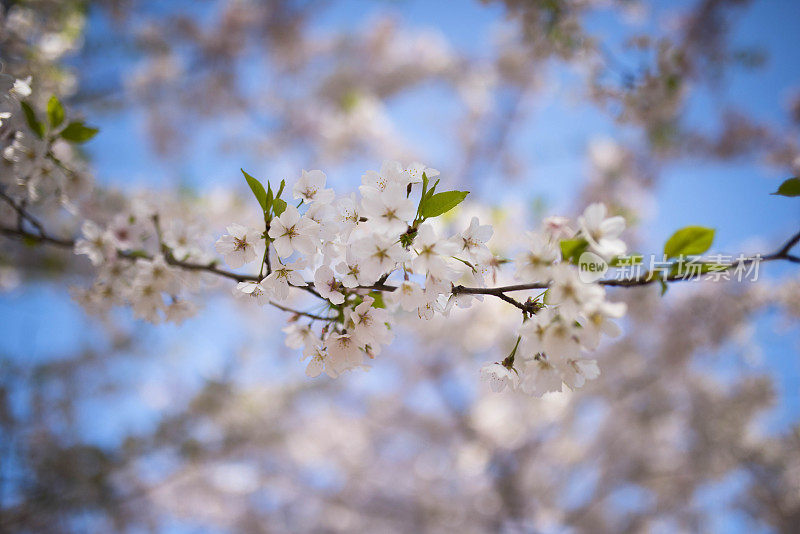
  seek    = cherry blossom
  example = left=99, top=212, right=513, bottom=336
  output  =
left=302, top=344, right=338, bottom=378
left=403, top=162, right=439, bottom=185
left=267, top=205, right=318, bottom=258
left=260, top=258, right=306, bottom=300
left=547, top=263, right=604, bottom=319
left=578, top=202, right=627, bottom=259
left=75, top=220, right=115, bottom=266
left=514, top=231, right=560, bottom=282
left=385, top=280, right=426, bottom=311
left=480, top=363, right=519, bottom=392
left=314, top=265, right=345, bottom=305
left=359, top=160, right=405, bottom=195
left=293, top=169, right=335, bottom=204
left=215, top=224, right=261, bottom=268
left=412, top=224, right=457, bottom=281
left=452, top=216, right=494, bottom=263
left=579, top=300, right=627, bottom=349
left=283, top=323, right=319, bottom=350
left=351, top=233, right=408, bottom=282
left=350, top=296, right=393, bottom=349
left=360, top=182, right=416, bottom=234
left=325, top=333, right=364, bottom=374
left=234, top=281, right=270, bottom=306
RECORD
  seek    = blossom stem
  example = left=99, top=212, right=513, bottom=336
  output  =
left=2, top=198, right=798, bottom=318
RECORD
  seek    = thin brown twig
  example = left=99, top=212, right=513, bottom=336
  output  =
left=0, top=188, right=47, bottom=236
left=2, top=211, right=799, bottom=316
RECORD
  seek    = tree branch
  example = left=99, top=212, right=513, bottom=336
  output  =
left=2, top=202, right=798, bottom=318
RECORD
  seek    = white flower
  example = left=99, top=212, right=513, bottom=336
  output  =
left=319, top=240, right=345, bottom=267
left=518, top=307, right=555, bottom=357
left=11, top=76, right=32, bottom=98
left=314, top=265, right=345, bottom=305
left=303, top=344, right=338, bottom=378
left=360, top=182, right=416, bottom=234
left=542, top=317, right=582, bottom=361
left=325, top=333, right=364, bottom=374
left=542, top=216, right=574, bottom=242
left=452, top=217, right=493, bottom=263
left=0, top=111, right=11, bottom=128
left=260, top=258, right=306, bottom=300
left=336, top=248, right=372, bottom=288
left=560, top=358, right=600, bottom=390
left=480, top=363, right=519, bottom=392
left=130, top=279, right=165, bottom=323
left=163, top=220, right=203, bottom=261
left=351, top=234, right=407, bottom=282
left=385, top=280, right=426, bottom=312
left=547, top=264, right=603, bottom=319
left=514, top=231, right=559, bottom=282
left=578, top=203, right=626, bottom=259
left=359, top=160, right=405, bottom=195
left=350, top=296, right=392, bottom=349
left=106, top=214, right=142, bottom=251
left=215, top=224, right=261, bottom=268
left=404, top=162, right=439, bottom=185
left=134, top=255, right=180, bottom=294
left=417, top=300, right=438, bottom=320
left=96, top=259, right=132, bottom=285
left=267, top=205, right=318, bottom=258
left=164, top=299, right=196, bottom=324
left=412, top=224, right=457, bottom=281
left=75, top=220, right=114, bottom=266
left=283, top=323, right=318, bottom=350
left=336, top=193, right=362, bottom=238
left=305, top=201, right=338, bottom=241
left=293, top=169, right=335, bottom=204
left=518, top=357, right=563, bottom=396
left=234, top=280, right=270, bottom=305
left=3, top=131, right=47, bottom=195
left=579, top=300, right=626, bottom=349
left=417, top=281, right=446, bottom=319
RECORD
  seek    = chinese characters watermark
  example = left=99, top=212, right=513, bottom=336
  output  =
left=578, top=253, right=762, bottom=284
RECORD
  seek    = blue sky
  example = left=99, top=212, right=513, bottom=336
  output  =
left=6, top=0, right=800, bottom=441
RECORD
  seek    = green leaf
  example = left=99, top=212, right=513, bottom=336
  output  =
left=772, top=177, right=800, bottom=197
left=559, top=238, right=589, bottom=264
left=241, top=169, right=268, bottom=212
left=663, top=226, right=715, bottom=259
left=425, top=179, right=440, bottom=200
left=369, top=291, right=385, bottom=309
left=273, top=198, right=287, bottom=217
left=60, top=121, right=99, bottom=143
left=126, top=249, right=150, bottom=259
left=659, top=277, right=668, bottom=296
left=276, top=179, right=286, bottom=199
left=20, top=101, right=44, bottom=139
left=420, top=190, right=469, bottom=218
left=47, top=95, right=65, bottom=128
left=266, top=181, right=274, bottom=212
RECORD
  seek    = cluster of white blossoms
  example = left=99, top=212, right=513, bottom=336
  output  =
left=0, top=76, right=93, bottom=211
left=212, top=161, right=629, bottom=394
left=480, top=204, right=628, bottom=396
left=72, top=200, right=205, bottom=324
left=1, top=76, right=629, bottom=395
left=1, top=75, right=630, bottom=394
